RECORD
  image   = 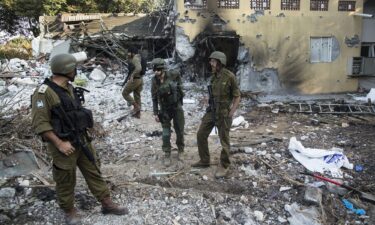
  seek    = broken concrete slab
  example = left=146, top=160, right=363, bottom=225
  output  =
left=0, top=151, right=40, bottom=179
left=89, top=67, right=107, bottom=81
left=0, top=188, right=16, bottom=198
left=49, top=39, right=71, bottom=60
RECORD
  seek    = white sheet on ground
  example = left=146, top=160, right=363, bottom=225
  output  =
left=355, top=88, right=375, bottom=103
left=288, top=137, right=353, bottom=177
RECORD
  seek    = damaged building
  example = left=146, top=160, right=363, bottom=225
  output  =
left=38, top=10, right=176, bottom=61
left=176, top=0, right=375, bottom=94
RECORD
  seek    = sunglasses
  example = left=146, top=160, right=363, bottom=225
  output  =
left=153, top=68, right=163, bottom=72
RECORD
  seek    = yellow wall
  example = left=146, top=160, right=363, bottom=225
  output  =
left=176, top=0, right=364, bottom=94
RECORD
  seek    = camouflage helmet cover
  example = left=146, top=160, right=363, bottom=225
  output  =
left=209, top=51, right=227, bottom=66
left=50, top=54, right=77, bottom=75
left=152, top=58, right=166, bottom=70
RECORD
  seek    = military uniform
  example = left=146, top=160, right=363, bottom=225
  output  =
left=31, top=79, right=110, bottom=211
left=151, top=70, right=185, bottom=155
left=196, top=68, right=241, bottom=169
left=122, top=54, right=143, bottom=110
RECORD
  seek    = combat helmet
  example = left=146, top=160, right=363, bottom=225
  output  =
left=152, top=58, right=166, bottom=70
left=209, top=51, right=226, bottom=66
left=50, top=54, right=77, bottom=75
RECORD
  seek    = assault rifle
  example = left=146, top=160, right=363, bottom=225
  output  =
left=121, top=63, right=135, bottom=86
left=207, top=85, right=217, bottom=134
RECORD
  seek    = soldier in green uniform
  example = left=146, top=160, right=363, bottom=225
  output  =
left=31, top=54, right=128, bottom=225
left=122, top=46, right=143, bottom=118
left=151, top=58, right=185, bottom=167
left=192, top=51, right=241, bottom=178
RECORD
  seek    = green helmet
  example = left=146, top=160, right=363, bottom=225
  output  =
left=50, top=54, right=77, bottom=75
left=152, top=58, right=165, bottom=70
left=209, top=51, right=226, bottom=66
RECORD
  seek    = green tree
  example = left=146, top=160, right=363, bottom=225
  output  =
left=0, top=4, right=21, bottom=34
left=43, top=0, right=67, bottom=16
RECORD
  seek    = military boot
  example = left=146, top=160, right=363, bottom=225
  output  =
left=134, top=110, right=141, bottom=119
left=164, top=153, right=171, bottom=167
left=215, top=165, right=229, bottom=179
left=64, top=208, right=81, bottom=225
left=191, top=160, right=210, bottom=168
left=101, top=197, right=129, bottom=215
left=131, top=102, right=140, bottom=116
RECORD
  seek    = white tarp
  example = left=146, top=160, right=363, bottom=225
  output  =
left=288, top=137, right=353, bottom=177
left=355, top=88, right=375, bottom=103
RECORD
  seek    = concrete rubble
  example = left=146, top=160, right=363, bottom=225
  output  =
left=0, top=51, right=375, bottom=225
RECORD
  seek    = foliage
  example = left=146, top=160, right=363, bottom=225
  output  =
left=0, top=0, right=168, bottom=36
left=43, top=0, right=68, bottom=16
left=0, top=4, right=21, bottom=34
left=0, top=37, right=32, bottom=60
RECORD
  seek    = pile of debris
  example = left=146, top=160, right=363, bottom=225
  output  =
left=1, top=46, right=375, bottom=224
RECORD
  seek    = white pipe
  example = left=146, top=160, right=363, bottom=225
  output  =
left=351, top=13, right=374, bottom=18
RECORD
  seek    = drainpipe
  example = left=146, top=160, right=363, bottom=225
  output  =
left=350, top=12, right=374, bottom=18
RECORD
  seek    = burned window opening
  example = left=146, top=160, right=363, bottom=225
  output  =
left=250, top=0, right=271, bottom=10
left=184, top=0, right=207, bottom=9
left=361, top=43, right=375, bottom=58
left=310, top=0, right=329, bottom=11
left=338, top=1, right=356, bottom=11
left=192, top=32, right=240, bottom=80
left=281, top=0, right=300, bottom=10
left=218, top=0, right=240, bottom=9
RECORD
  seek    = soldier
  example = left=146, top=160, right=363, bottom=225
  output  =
left=151, top=58, right=185, bottom=167
left=31, top=54, right=128, bottom=225
left=192, top=51, right=241, bottom=178
left=122, top=46, right=143, bottom=118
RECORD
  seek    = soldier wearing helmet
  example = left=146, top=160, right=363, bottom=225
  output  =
left=151, top=58, right=185, bottom=167
left=122, top=46, right=143, bottom=118
left=31, top=53, right=128, bottom=225
left=192, top=51, right=241, bottom=178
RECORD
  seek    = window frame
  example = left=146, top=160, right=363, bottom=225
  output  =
left=217, top=0, right=240, bottom=9
left=310, top=37, right=334, bottom=63
left=338, top=1, right=356, bottom=12
left=250, top=0, right=271, bottom=10
left=310, top=0, right=329, bottom=11
left=281, top=0, right=300, bottom=11
left=184, top=0, right=207, bottom=9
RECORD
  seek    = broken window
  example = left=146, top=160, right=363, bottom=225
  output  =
left=250, top=0, right=271, bottom=10
left=310, top=37, right=334, bottom=63
left=361, top=43, right=375, bottom=58
left=338, top=1, right=356, bottom=11
left=184, top=0, right=207, bottom=9
left=310, top=0, right=329, bottom=11
left=281, top=0, right=300, bottom=10
left=218, top=0, right=239, bottom=9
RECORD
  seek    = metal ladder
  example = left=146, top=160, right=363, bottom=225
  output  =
left=290, top=103, right=375, bottom=114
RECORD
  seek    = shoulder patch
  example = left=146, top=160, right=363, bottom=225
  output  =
left=38, top=84, right=48, bottom=94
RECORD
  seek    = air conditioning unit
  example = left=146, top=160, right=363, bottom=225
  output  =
left=347, top=57, right=375, bottom=76
left=363, top=57, right=375, bottom=75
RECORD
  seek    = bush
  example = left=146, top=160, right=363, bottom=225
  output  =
left=0, top=37, right=32, bottom=60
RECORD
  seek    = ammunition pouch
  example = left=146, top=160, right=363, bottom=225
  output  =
left=51, top=105, right=93, bottom=141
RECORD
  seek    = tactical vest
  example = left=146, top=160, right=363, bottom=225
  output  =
left=157, top=71, right=182, bottom=111
left=44, top=79, right=93, bottom=140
